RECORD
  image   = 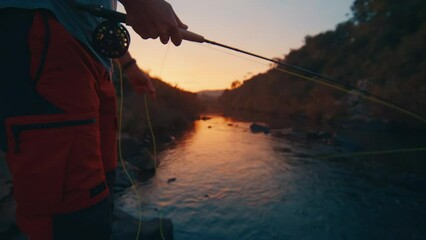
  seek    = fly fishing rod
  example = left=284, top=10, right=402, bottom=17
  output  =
left=75, top=3, right=426, bottom=123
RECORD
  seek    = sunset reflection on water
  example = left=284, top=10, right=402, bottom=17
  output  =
left=119, top=115, right=426, bottom=240
left=156, top=115, right=291, bottom=203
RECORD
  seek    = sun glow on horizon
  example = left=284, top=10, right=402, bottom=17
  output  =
left=119, top=0, right=353, bottom=92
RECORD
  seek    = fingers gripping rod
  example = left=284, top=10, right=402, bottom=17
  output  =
left=77, top=5, right=319, bottom=87
left=74, top=3, right=204, bottom=41
left=74, top=3, right=331, bottom=79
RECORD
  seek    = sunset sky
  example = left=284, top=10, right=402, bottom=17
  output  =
left=118, top=0, right=354, bottom=92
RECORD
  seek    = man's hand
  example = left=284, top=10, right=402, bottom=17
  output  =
left=120, top=0, right=188, bottom=46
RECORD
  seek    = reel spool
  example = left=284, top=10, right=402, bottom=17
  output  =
left=92, top=20, right=130, bottom=58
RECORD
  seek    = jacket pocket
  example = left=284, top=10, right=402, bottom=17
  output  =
left=4, top=113, right=100, bottom=215
left=11, top=118, right=96, bottom=153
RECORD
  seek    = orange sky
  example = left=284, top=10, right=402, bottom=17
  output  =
left=118, top=0, right=353, bottom=92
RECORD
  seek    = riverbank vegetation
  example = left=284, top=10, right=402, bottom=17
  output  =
left=114, top=68, right=204, bottom=140
left=219, top=0, right=426, bottom=128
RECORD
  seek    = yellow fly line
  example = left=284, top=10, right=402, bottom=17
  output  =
left=274, top=67, right=426, bottom=123
left=117, top=61, right=143, bottom=240
left=116, top=59, right=167, bottom=240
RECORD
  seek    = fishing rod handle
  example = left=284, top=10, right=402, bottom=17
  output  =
left=179, top=29, right=205, bottom=43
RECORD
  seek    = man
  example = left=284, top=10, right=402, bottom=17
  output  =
left=0, top=0, right=187, bottom=239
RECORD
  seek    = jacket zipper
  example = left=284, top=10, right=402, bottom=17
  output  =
left=11, top=118, right=96, bottom=153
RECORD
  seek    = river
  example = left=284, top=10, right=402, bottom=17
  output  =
left=117, top=115, right=426, bottom=240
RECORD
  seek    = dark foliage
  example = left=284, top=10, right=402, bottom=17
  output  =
left=113, top=67, right=203, bottom=139
left=219, top=0, right=426, bottom=126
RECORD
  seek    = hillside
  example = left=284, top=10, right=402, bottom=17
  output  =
left=197, top=90, right=224, bottom=113
left=114, top=68, right=203, bottom=139
left=197, top=90, right=224, bottom=98
left=219, top=0, right=426, bottom=127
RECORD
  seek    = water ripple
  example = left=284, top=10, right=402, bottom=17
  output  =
left=119, top=115, right=426, bottom=240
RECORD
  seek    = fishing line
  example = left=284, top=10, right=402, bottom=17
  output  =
left=272, top=67, right=426, bottom=123
left=200, top=44, right=426, bottom=159
left=141, top=46, right=168, bottom=240
left=201, top=40, right=426, bottom=123
left=201, top=42, right=426, bottom=124
left=158, top=43, right=171, bottom=76
left=152, top=43, right=173, bottom=240
left=144, top=95, right=166, bottom=240
left=116, top=61, right=143, bottom=240
left=201, top=44, right=268, bottom=67
left=117, top=64, right=167, bottom=240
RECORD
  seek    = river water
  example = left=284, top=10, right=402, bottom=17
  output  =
left=118, top=115, right=426, bottom=240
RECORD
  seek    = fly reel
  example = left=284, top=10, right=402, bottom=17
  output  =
left=92, top=20, right=130, bottom=58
